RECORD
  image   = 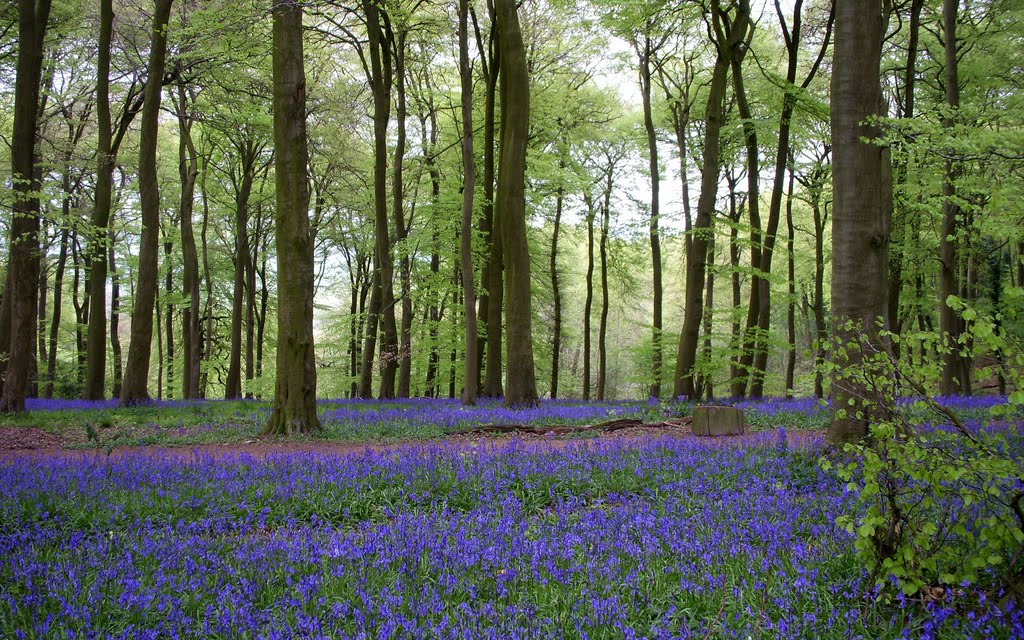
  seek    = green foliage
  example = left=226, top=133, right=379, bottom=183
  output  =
left=823, top=302, right=1024, bottom=599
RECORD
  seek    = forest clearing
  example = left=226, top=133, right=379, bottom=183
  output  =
left=2, top=0, right=1024, bottom=637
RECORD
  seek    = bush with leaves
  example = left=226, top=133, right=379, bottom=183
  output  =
left=822, top=298, right=1024, bottom=601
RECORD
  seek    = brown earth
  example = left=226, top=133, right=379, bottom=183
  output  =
left=0, top=420, right=826, bottom=462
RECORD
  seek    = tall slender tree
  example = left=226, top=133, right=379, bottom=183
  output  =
left=265, top=0, right=320, bottom=434
left=938, top=0, right=966, bottom=395
left=119, top=0, right=175, bottom=406
left=458, top=0, right=479, bottom=405
left=175, top=85, right=202, bottom=398
left=674, top=0, right=750, bottom=400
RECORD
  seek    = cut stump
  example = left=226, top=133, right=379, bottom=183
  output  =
left=692, top=406, right=745, bottom=436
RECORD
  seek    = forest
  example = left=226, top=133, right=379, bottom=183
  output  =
left=0, top=0, right=1017, bottom=421
left=2, top=0, right=1024, bottom=637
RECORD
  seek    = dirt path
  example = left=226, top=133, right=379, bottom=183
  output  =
left=0, top=424, right=826, bottom=462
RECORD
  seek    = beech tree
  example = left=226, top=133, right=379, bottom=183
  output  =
left=495, top=0, right=537, bottom=407
left=118, top=0, right=174, bottom=406
left=0, top=0, right=53, bottom=412
left=265, top=0, right=319, bottom=435
left=825, top=0, right=888, bottom=446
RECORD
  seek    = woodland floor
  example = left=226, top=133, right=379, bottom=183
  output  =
left=0, top=420, right=829, bottom=459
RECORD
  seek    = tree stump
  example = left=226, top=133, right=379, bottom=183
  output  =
left=692, top=406, right=745, bottom=436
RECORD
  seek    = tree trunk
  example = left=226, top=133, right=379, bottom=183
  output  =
left=265, top=0, right=320, bottom=435
left=256, top=254, right=268, bottom=383
left=826, top=0, right=887, bottom=446
left=84, top=0, right=118, bottom=400
left=392, top=29, right=413, bottom=399
left=119, top=0, right=173, bottom=406
left=176, top=85, right=201, bottom=399
left=0, top=274, right=9, bottom=398
left=784, top=156, right=797, bottom=397
left=37, top=220, right=49, bottom=399
left=639, top=38, right=663, bottom=399
left=697, top=229, right=715, bottom=400
left=583, top=194, right=595, bottom=401
left=886, top=0, right=924, bottom=348
left=731, top=53, right=763, bottom=399
left=472, top=4, right=504, bottom=399
left=726, top=168, right=743, bottom=387
left=549, top=167, right=564, bottom=399
left=109, top=234, right=123, bottom=398
left=674, top=0, right=750, bottom=400
left=813, top=197, right=828, bottom=398
left=364, top=0, right=399, bottom=399
left=163, top=233, right=174, bottom=399
left=939, top=0, right=964, bottom=396
left=472, top=6, right=498, bottom=397
left=1, top=0, right=53, bottom=412
left=598, top=172, right=611, bottom=401
left=357, top=269, right=382, bottom=399
left=200, top=154, right=213, bottom=399
left=458, top=0, right=479, bottom=406
left=44, top=224, right=69, bottom=398
left=225, top=148, right=257, bottom=399
left=495, top=0, right=537, bottom=407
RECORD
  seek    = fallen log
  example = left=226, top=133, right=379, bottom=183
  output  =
left=448, top=417, right=692, bottom=437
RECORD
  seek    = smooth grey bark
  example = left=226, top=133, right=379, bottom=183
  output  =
left=265, top=0, right=320, bottom=435
left=826, top=0, right=888, bottom=446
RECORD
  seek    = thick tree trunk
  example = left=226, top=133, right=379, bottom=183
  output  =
left=674, top=1, right=749, bottom=400
left=176, top=85, right=201, bottom=399
left=495, top=0, right=538, bottom=407
left=1, top=0, right=53, bottom=412
left=458, top=0, right=479, bottom=406
left=265, top=0, right=319, bottom=435
left=826, top=0, right=887, bottom=446
left=119, top=0, right=173, bottom=406
left=939, top=0, right=964, bottom=396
